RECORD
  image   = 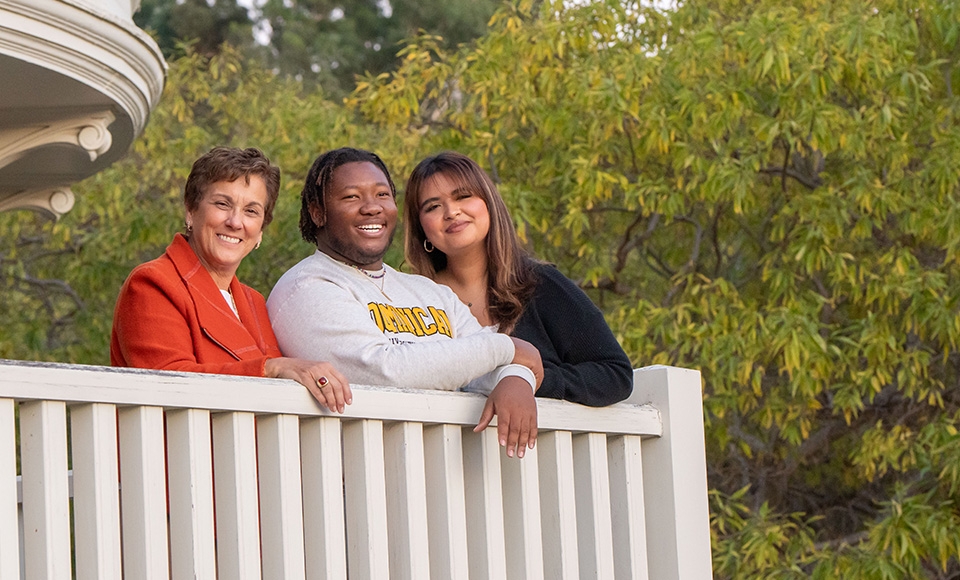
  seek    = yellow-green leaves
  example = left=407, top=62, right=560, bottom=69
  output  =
left=351, top=0, right=960, bottom=575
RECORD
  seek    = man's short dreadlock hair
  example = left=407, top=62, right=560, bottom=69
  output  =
left=299, top=147, right=396, bottom=244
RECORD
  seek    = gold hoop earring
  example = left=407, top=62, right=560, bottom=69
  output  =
left=424, top=239, right=435, bottom=253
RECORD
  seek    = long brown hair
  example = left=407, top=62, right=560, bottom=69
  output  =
left=404, top=151, right=537, bottom=332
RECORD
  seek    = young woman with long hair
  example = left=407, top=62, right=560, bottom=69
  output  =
left=404, top=152, right=633, bottom=406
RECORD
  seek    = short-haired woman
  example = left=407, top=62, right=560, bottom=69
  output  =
left=111, top=146, right=350, bottom=412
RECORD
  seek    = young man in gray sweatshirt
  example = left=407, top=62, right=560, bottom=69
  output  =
left=268, top=147, right=542, bottom=458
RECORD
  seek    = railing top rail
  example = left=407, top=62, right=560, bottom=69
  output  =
left=0, top=360, right=661, bottom=437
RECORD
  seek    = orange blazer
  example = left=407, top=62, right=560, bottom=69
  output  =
left=111, top=233, right=282, bottom=376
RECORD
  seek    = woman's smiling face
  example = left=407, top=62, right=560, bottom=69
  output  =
left=186, top=175, right=267, bottom=288
left=417, top=172, right=490, bottom=259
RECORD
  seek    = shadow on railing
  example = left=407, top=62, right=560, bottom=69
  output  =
left=0, top=360, right=712, bottom=579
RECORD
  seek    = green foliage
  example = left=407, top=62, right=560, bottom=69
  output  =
left=352, top=0, right=960, bottom=575
left=133, top=0, right=501, bottom=95
left=259, top=0, right=502, bottom=93
left=8, top=0, right=960, bottom=575
left=135, top=0, right=254, bottom=57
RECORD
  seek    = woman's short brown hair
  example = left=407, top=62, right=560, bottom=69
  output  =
left=184, top=147, right=281, bottom=227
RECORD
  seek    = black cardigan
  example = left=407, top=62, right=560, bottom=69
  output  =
left=511, top=263, right=633, bottom=406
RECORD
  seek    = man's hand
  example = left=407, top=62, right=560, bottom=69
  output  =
left=510, top=337, right=544, bottom=388
left=474, top=376, right=538, bottom=458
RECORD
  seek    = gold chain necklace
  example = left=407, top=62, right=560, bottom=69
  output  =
left=347, top=263, right=391, bottom=300
left=327, top=254, right=393, bottom=300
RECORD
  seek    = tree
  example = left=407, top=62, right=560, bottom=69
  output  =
left=133, top=0, right=501, bottom=95
left=9, top=1, right=960, bottom=575
left=135, top=0, right=255, bottom=57
left=259, top=0, right=503, bottom=92
left=352, top=0, right=960, bottom=576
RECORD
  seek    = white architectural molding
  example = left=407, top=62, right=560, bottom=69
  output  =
left=0, top=111, right=115, bottom=169
left=0, top=187, right=76, bottom=218
left=0, top=0, right=165, bottom=136
left=0, top=0, right=166, bottom=217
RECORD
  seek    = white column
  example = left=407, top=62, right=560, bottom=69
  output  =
left=342, top=419, right=390, bottom=580
left=536, top=430, right=579, bottom=580
left=166, top=408, right=216, bottom=580
left=632, top=366, right=713, bottom=579
left=573, top=433, right=615, bottom=580
left=71, top=403, right=122, bottom=580
left=383, top=421, right=431, bottom=580
left=501, top=447, right=543, bottom=579
left=423, top=424, right=469, bottom=580
left=462, top=428, right=507, bottom=580
left=20, top=400, right=72, bottom=579
left=608, top=435, right=649, bottom=580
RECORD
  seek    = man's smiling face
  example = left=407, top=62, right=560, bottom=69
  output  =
left=313, top=161, right=397, bottom=269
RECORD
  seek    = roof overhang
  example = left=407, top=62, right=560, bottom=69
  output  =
left=0, top=0, right=166, bottom=218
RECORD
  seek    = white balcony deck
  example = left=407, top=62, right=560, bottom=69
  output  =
left=0, top=360, right=712, bottom=579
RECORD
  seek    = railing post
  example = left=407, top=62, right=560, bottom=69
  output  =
left=71, top=403, right=122, bottom=580
left=383, top=421, right=430, bottom=580
left=423, top=424, right=469, bottom=580
left=117, top=405, right=169, bottom=580
left=343, top=419, right=390, bottom=580
left=166, top=408, right=216, bottom=580
left=20, top=400, right=72, bottom=579
left=257, top=414, right=306, bottom=580
left=501, top=447, right=543, bottom=579
left=537, top=430, right=579, bottom=580
left=0, top=399, right=19, bottom=580
left=573, top=433, right=615, bottom=579
left=212, top=412, right=262, bottom=580
left=630, top=366, right=713, bottom=580
left=607, top=435, right=648, bottom=580
left=462, top=428, right=508, bottom=579
left=300, top=417, right=347, bottom=579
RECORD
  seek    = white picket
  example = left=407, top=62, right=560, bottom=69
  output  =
left=423, top=424, right=469, bottom=580
left=212, top=411, right=262, bottom=580
left=70, top=403, right=122, bottom=580
left=501, top=446, right=544, bottom=579
left=166, top=408, right=216, bottom=580
left=117, top=405, right=168, bottom=580
left=20, top=400, right=71, bottom=580
left=461, top=428, right=507, bottom=580
left=342, top=419, right=390, bottom=580
left=300, top=417, right=347, bottom=580
left=536, top=430, right=579, bottom=580
left=0, top=399, right=20, bottom=580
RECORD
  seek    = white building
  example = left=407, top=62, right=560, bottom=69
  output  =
left=0, top=0, right=165, bottom=218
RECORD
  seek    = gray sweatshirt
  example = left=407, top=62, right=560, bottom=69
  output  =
left=267, top=250, right=516, bottom=393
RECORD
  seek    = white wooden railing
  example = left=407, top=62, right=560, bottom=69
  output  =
left=0, top=360, right=712, bottom=579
